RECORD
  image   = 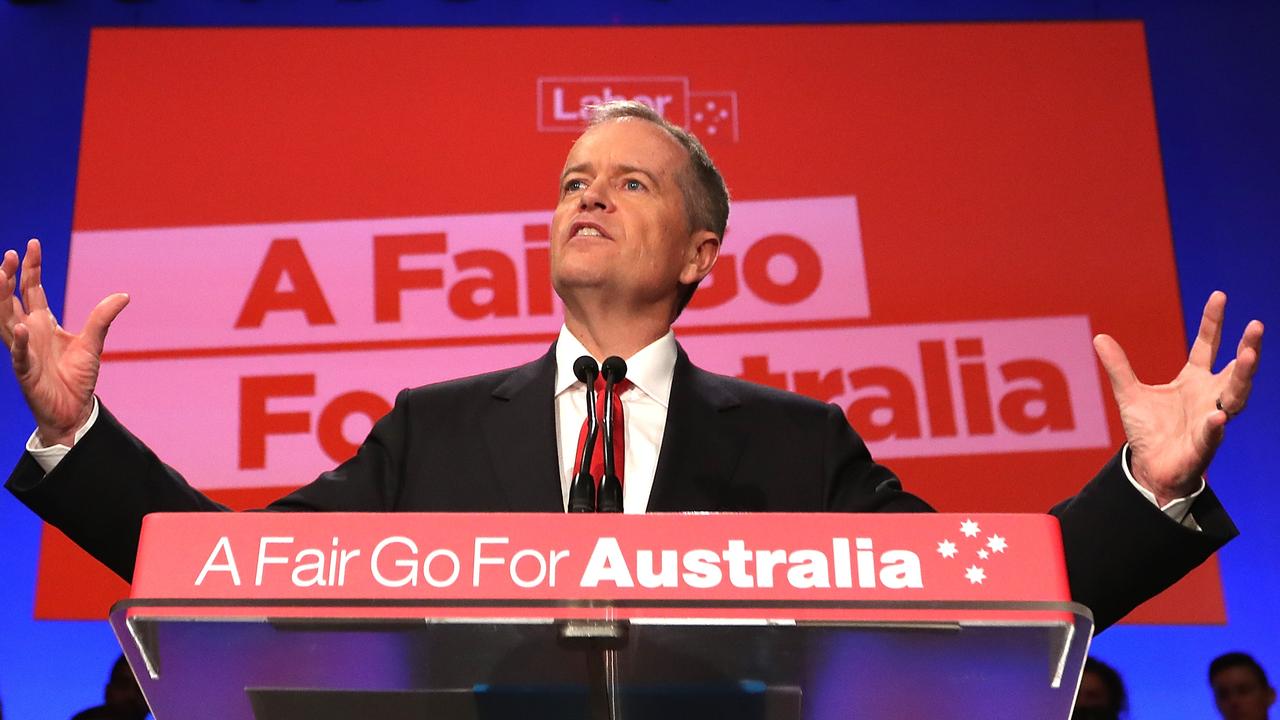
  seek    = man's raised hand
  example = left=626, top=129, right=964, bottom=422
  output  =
left=1093, top=291, right=1263, bottom=507
left=1, top=239, right=129, bottom=447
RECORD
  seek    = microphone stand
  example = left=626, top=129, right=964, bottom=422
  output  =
left=597, top=356, right=627, bottom=513
left=568, top=356, right=600, bottom=513
left=567, top=358, right=627, bottom=718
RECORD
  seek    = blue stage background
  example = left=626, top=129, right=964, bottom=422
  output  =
left=1, top=2, right=1275, bottom=718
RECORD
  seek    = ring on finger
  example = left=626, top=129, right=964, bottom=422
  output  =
left=1216, top=396, right=1240, bottom=418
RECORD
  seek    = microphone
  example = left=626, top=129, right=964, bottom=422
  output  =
left=597, top=356, right=627, bottom=513
left=568, top=356, right=600, bottom=513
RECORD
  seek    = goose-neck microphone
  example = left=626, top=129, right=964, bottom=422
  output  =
left=597, top=356, right=628, bottom=513
left=567, top=355, right=600, bottom=513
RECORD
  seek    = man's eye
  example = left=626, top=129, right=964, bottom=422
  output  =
left=563, top=179, right=587, bottom=193
left=624, top=178, right=646, bottom=191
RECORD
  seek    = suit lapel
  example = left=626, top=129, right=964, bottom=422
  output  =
left=646, top=346, right=747, bottom=511
left=483, top=347, right=564, bottom=512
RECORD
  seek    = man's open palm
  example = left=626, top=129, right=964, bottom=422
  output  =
left=1, top=239, right=129, bottom=446
left=1094, top=291, right=1263, bottom=506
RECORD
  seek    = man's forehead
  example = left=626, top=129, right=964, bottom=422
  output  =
left=562, top=118, right=685, bottom=175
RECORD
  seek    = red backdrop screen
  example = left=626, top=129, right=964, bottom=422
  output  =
left=37, top=23, right=1220, bottom=623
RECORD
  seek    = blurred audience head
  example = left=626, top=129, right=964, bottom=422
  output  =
left=104, top=655, right=146, bottom=713
left=1074, top=657, right=1129, bottom=720
left=70, top=655, right=149, bottom=720
left=1211, top=652, right=1275, bottom=720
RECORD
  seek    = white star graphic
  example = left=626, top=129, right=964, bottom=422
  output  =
left=987, top=535, right=1008, bottom=553
left=937, top=540, right=958, bottom=559
left=977, top=549, right=989, bottom=560
left=964, top=565, right=986, bottom=584
left=960, top=519, right=980, bottom=538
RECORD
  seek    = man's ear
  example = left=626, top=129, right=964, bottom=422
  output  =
left=681, top=230, right=721, bottom=285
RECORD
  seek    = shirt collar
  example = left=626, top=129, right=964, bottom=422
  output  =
left=554, top=325, right=677, bottom=408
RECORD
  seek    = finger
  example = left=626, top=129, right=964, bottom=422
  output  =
left=18, top=238, right=50, bottom=314
left=11, top=322, right=31, bottom=376
left=1094, top=334, right=1140, bottom=397
left=1, top=251, right=23, bottom=345
left=1235, top=318, right=1264, bottom=363
left=0, top=297, right=21, bottom=346
left=1220, top=342, right=1261, bottom=415
left=1200, top=408, right=1227, bottom=456
left=1, top=250, right=18, bottom=311
left=80, top=293, right=130, bottom=356
left=1218, top=320, right=1263, bottom=414
left=1188, top=291, right=1226, bottom=369
left=1, top=249, right=18, bottom=291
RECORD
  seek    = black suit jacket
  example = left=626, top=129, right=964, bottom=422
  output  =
left=7, top=344, right=1237, bottom=630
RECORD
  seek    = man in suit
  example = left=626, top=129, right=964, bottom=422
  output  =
left=1, top=101, right=1264, bottom=631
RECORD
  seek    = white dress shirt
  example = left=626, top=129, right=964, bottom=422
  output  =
left=553, top=325, right=676, bottom=514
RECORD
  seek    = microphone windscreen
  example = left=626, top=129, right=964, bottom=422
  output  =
left=601, top=356, right=628, bottom=383
left=573, top=355, right=599, bottom=383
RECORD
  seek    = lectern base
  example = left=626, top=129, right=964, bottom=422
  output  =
left=247, top=684, right=802, bottom=720
left=248, top=688, right=475, bottom=720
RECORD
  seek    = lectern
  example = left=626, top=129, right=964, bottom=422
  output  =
left=111, top=513, right=1093, bottom=719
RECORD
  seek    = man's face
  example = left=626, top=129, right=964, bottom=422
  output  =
left=550, top=118, right=717, bottom=316
left=1212, top=667, right=1276, bottom=720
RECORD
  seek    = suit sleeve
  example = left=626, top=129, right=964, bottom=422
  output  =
left=1050, top=449, right=1237, bottom=630
left=5, top=392, right=414, bottom=582
left=6, top=403, right=225, bottom=581
left=822, top=403, right=934, bottom=513
left=819, top=403, right=1237, bottom=632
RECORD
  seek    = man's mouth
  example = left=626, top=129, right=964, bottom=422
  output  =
left=570, top=221, right=610, bottom=239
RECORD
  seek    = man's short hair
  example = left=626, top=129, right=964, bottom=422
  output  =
left=586, top=100, right=730, bottom=316
left=1210, top=652, right=1273, bottom=689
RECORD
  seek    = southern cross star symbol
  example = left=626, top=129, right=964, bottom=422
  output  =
left=960, top=519, right=980, bottom=538
left=987, top=534, right=1007, bottom=553
left=977, top=549, right=990, bottom=560
left=964, top=565, right=986, bottom=584
left=937, top=540, right=958, bottom=559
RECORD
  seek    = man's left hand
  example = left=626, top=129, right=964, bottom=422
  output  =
left=1093, top=291, right=1263, bottom=507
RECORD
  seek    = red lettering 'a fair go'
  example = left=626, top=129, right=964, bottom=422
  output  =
left=234, top=227, right=833, bottom=329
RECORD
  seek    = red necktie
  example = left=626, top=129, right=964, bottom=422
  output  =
left=573, top=376, right=630, bottom=490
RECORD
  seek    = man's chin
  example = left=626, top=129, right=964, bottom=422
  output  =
left=551, top=258, right=614, bottom=289
left=552, top=271, right=613, bottom=300
left=550, top=274, right=609, bottom=297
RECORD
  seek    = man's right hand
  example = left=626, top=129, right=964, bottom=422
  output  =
left=1, top=238, right=129, bottom=447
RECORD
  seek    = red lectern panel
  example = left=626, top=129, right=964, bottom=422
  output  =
left=113, top=513, right=1092, bottom=719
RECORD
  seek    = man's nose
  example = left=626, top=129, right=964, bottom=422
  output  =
left=580, top=180, right=612, bottom=211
